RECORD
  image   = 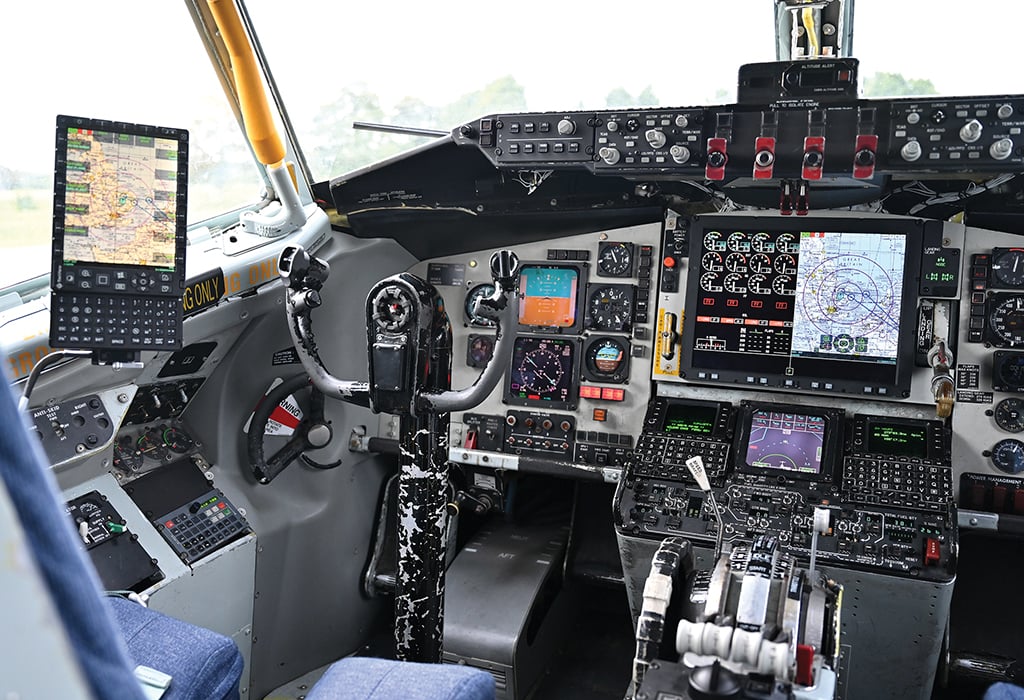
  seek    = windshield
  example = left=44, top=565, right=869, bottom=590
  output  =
left=248, top=0, right=1024, bottom=183
left=0, top=1, right=263, bottom=289
left=3, top=1, right=1023, bottom=292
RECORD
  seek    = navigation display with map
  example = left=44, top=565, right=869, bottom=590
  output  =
left=682, top=215, right=922, bottom=395
left=57, top=120, right=183, bottom=269
left=791, top=231, right=905, bottom=363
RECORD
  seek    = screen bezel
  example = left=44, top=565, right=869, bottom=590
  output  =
left=504, top=335, right=580, bottom=410
left=681, top=214, right=924, bottom=397
left=516, top=262, right=586, bottom=335
left=733, top=402, right=843, bottom=483
left=52, top=114, right=189, bottom=286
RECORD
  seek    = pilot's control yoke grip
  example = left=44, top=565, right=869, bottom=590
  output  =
left=423, top=251, right=519, bottom=413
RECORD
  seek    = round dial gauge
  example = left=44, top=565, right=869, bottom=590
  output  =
left=993, top=249, right=1024, bottom=288
left=776, top=232, right=799, bottom=254
left=137, top=429, right=170, bottom=462
left=989, top=296, right=1024, bottom=346
left=700, top=272, right=723, bottom=292
left=585, top=337, right=629, bottom=382
left=701, top=252, right=724, bottom=271
left=725, top=253, right=747, bottom=272
left=996, top=352, right=1024, bottom=391
left=992, top=438, right=1024, bottom=474
left=465, top=283, right=497, bottom=327
left=774, top=253, right=798, bottom=275
left=598, top=243, right=633, bottom=276
left=467, top=334, right=495, bottom=368
left=996, top=398, right=1024, bottom=432
left=727, top=231, right=749, bottom=252
left=704, top=231, right=726, bottom=252
left=749, top=253, right=772, bottom=274
left=723, top=273, right=747, bottom=294
left=751, top=232, right=775, bottom=253
left=162, top=426, right=194, bottom=454
left=113, top=435, right=143, bottom=473
left=772, top=274, right=794, bottom=295
left=588, top=286, right=633, bottom=331
left=371, top=285, right=413, bottom=332
left=749, top=274, right=772, bottom=295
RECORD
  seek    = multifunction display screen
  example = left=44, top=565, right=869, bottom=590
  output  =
left=743, top=410, right=826, bottom=475
left=506, top=336, right=577, bottom=409
left=56, top=118, right=186, bottom=270
left=518, top=265, right=580, bottom=328
left=682, top=216, right=922, bottom=393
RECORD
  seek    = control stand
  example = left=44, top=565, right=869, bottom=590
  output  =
left=277, top=244, right=519, bottom=663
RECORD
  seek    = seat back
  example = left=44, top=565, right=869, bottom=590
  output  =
left=0, top=372, right=146, bottom=700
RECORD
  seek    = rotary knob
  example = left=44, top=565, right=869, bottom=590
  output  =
left=670, top=144, right=691, bottom=164
left=598, top=146, right=621, bottom=165
left=557, top=118, right=576, bottom=136
left=991, top=138, right=1014, bottom=160
left=900, top=140, right=922, bottom=162
left=645, top=129, right=667, bottom=149
left=960, top=119, right=983, bottom=144
left=707, top=150, right=727, bottom=169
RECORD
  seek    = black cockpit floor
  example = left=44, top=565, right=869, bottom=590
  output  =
left=527, top=584, right=634, bottom=700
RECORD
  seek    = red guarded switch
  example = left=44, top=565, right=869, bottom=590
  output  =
left=706, top=138, right=728, bottom=180
left=1014, top=489, right=1024, bottom=515
left=753, top=136, right=776, bottom=179
left=802, top=136, right=825, bottom=180
left=924, top=537, right=941, bottom=566
left=853, top=134, right=878, bottom=179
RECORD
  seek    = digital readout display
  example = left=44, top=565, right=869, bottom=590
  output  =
left=867, top=421, right=928, bottom=459
left=662, top=402, right=717, bottom=434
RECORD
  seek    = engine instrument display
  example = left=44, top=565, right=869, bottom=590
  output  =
left=683, top=215, right=923, bottom=394
left=517, top=264, right=582, bottom=331
left=506, top=336, right=578, bottom=409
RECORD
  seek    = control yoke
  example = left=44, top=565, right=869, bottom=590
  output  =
left=278, top=245, right=519, bottom=412
left=277, top=244, right=519, bottom=664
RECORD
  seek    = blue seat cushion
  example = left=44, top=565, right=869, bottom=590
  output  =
left=986, top=683, right=1024, bottom=700
left=307, top=657, right=495, bottom=700
left=106, top=596, right=244, bottom=700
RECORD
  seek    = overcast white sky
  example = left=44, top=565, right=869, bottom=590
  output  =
left=3, top=0, right=1023, bottom=173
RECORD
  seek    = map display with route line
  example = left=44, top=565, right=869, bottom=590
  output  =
left=791, top=231, right=906, bottom=363
left=63, top=127, right=179, bottom=268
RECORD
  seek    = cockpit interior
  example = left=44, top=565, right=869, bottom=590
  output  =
left=6, top=1, right=1024, bottom=699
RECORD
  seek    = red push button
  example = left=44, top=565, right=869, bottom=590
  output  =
left=663, top=256, right=676, bottom=269
left=795, top=644, right=814, bottom=686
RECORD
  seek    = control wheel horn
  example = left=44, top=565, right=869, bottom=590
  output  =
left=246, top=374, right=339, bottom=484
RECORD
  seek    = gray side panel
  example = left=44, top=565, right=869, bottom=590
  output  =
left=184, top=235, right=417, bottom=696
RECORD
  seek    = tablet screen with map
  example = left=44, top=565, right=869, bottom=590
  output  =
left=50, top=115, right=188, bottom=353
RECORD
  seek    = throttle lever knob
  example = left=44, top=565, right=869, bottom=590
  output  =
left=490, top=250, right=520, bottom=292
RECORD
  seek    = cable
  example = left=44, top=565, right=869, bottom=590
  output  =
left=802, top=8, right=820, bottom=58
left=19, top=349, right=93, bottom=411
left=906, top=174, right=1016, bottom=215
